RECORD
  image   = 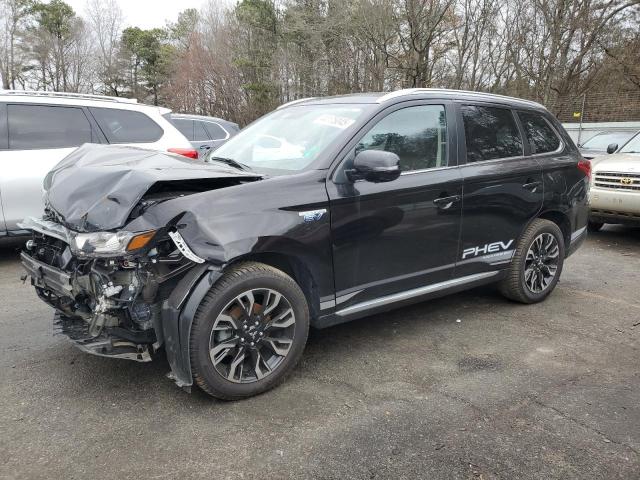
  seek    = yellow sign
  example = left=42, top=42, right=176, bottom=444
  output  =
left=573, top=112, right=581, bottom=118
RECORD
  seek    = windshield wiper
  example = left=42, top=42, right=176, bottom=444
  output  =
left=208, top=156, right=253, bottom=171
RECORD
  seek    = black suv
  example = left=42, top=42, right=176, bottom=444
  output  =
left=20, top=89, right=590, bottom=400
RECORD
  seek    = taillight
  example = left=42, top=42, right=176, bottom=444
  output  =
left=577, top=158, right=591, bottom=179
left=168, top=148, right=198, bottom=159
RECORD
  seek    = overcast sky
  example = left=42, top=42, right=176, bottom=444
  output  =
left=66, top=0, right=208, bottom=29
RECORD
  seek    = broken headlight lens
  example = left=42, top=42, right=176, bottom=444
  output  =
left=71, top=230, right=155, bottom=256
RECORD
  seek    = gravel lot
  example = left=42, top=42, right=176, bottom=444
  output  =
left=0, top=227, right=638, bottom=480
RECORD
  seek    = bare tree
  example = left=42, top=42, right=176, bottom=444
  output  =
left=85, top=0, right=125, bottom=95
left=0, top=0, right=31, bottom=89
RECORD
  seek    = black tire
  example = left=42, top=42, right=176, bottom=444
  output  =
left=499, top=219, right=565, bottom=304
left=190, top=262, right=309, bottom=400
left=587, top=220, right=604, bottom=232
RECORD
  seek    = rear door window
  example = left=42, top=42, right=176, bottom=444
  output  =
left=173, top=118, right=194, bottom=140
left=89, top=107, right=163, bottom=143
left=8, top=104, right=93, bottom=149
left=518, top=111, right=561, bottom=154
left=204, top=122, right=228, bottom=140
left=461, top=105, right=523, bottom=162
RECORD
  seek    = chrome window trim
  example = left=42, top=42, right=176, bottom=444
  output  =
left=399, top=164, right=458, bottom=175
left=458, top=154, right=527, bottom=166
left=200, top=120, right=231, bottom=141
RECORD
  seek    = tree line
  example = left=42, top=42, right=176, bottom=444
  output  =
left=1, top=0, right=639, bottom=125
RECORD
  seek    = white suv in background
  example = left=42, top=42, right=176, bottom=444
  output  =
left=0, top=91, right=195, bottom=237
left=589, top=131, right=640, bottom=231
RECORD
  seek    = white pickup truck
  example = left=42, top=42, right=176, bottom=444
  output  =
left=589, top=131, right=640, bottom=230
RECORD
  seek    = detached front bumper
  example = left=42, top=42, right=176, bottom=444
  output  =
left=53, top=313, right=153, bottom=361
left=21, top=251, right=73, bottom=297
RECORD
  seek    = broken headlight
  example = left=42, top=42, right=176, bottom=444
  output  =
left=71, top=230, right=156, bottom=256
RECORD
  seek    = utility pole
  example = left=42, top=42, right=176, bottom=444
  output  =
left=576, top=93, right=586, bottom=146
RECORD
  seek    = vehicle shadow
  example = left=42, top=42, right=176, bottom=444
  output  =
left=30, top=282, right=500, bottom=406
left=590, top=224, right=640, bottom=244
left=0, top=240, right=24, bottom=260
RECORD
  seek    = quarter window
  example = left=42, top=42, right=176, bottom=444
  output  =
left=8, top=104, right=92, bottom=149
left=518, top=111, right=560, bottom=154
left=356, top=105, right=447, bottom=172
left=90, top=107, right=163, bottom=143
left=204, top=122, right=228, bottom=140
left=194, top=121, right=210, bottom=141
left=461, top=105, right=523, bottom=162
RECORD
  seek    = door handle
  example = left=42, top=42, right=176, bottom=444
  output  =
left=433, top=195, right=461, bottom=210
left=523, top=181, right=542, bottom=192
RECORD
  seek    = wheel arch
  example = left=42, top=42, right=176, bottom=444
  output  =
left=536, top=210, right=571, bottom=252
left=225, top=252, right=321, bottom=321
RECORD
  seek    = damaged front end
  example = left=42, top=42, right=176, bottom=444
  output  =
left=20, top=144, right=263, bottom=388
left=21, top=216, right=202, bottom=363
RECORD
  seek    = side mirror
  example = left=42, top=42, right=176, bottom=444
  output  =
left=347, top=150, right=401, bottom=183
left=606, top=143, right=618, bottom=154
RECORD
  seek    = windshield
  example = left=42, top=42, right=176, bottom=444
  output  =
left=619, top=133, right=640, bottom=154
left=581, top=132, right=633, bottom=150
left=210, top=104, right=367, bottom=173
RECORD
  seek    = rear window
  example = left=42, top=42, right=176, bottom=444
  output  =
left=203, top=122, right=228, bottom=140
left=461, top=105, right=523, bottom=162
left=90, top=107, right=163, bottom=143
left=518, top=111, right=561, bottom=154
left=8, top=104, right=93, bottom=149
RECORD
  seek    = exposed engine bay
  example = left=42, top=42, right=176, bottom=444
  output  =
left=21, top=214, right=195, bottom=362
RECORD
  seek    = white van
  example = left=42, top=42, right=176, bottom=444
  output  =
left=0, top=90, right=194, bottom=237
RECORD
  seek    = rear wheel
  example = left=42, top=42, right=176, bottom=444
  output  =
left=587, top=220, right=604, bottom=232
left=499, top=219, right=565, bottom=304
left=190, top=262, right=309, bottom=400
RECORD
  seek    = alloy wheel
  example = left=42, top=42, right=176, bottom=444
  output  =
left=208, top=288, right=296, bottom=383
left=524, top=232, right=560, bottom=294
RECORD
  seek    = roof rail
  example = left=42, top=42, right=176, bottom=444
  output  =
left=0, top=89, right=138, bottom=104
left=277, top=97, right=316, bottom=109
left=376, top=88, right=544, bottom=108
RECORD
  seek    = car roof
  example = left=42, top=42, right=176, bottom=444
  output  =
left=279, top=88, right=546, bottom=111
left=171, top=113, right=238, bottom=127
left=0, top=90, right=170, bottom=114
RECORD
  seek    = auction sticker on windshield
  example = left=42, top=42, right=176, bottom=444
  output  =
left=313, top=114, right=356, bottom=129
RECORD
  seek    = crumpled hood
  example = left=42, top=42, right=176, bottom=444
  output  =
left=43, top=144, right=261, bottom=232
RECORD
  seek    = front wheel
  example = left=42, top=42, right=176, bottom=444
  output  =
left=190, top=262, right=309, bottom=400
left=499, top=219, right=565, bottom=304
